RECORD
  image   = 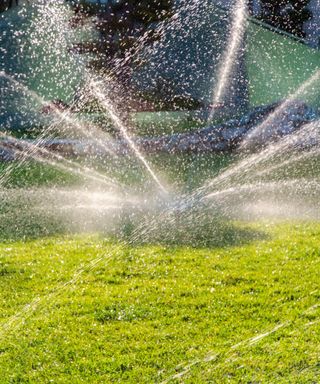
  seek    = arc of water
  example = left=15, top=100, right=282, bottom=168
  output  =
left=255, top=146, right=320, bottom=180
left=89, top=79, right=168, bottom=195
left=0, top=134, right=124, bottom=189
left=240, top=69, right=320, bottom=148
left=0, top=72, right=126, bottom=189
left=0, top=126, right=122, bottom=190
left=208, top=0, right=248, bottom=121
left=195, top=71, right=320, bottom=198
left=251, top=121, right=320, bottom=179
left=0, top=72, right=117, bottom=156
left=204, top=179, right=320, bottom=201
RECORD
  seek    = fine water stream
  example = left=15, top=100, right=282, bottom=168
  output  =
left=0, top=0, right=319, bottom=365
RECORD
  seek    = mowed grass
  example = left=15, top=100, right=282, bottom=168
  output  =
left=1, top=155, right=320, bottom=382
left=0, top=223, right=320, bottom=383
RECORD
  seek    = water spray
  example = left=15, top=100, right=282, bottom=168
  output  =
left=208, top=0, right=248, bottom=121
left=88, top=78, right=169, bottom=196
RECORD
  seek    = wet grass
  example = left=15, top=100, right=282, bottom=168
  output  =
left=0, top=223, right=320, bottom=382
left=1, top=155, right=320, bottom=382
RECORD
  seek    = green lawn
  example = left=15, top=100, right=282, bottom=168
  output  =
left=1, top=155, right=320, bottom=382
left=0, top=223, right=320, bottom=383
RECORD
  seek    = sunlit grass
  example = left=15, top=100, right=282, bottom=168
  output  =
left=1, top=156, right=320, bottom=382
left=0, top=223, right=319, bottom=382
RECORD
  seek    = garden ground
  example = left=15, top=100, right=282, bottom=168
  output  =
left=0, top=159, right=320, bottom=383
left=0, top=223, right=320, bottom=382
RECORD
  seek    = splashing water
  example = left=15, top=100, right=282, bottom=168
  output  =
left=0, top=0, right=320, bottom=380
left=89, top=78, right=168, bottom=195
left=0, top=0, right=319, bottom=283
left=240, top=69, right=320, bottom=149
left=208, top=0, right=248, bottom=120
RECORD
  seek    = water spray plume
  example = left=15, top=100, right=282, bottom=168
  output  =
left=0, top=72, right=116, bottom=154
left=240, top=69, right=320, bottom=149
left=208, top=0, right=247, bottom=121
left=197, top=71, right=320, bottom=196
left=1, top=0, right=320, bottom=378
left=0, top=134, right=123, bottom=189
left=89, top=78, right=168, bottom=195
left=0, top=72, right=124, bottom=189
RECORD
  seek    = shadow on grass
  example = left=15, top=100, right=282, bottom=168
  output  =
left=0, top=207, right=268, bottom=249
left=0, top=210, right=68, bottom=242
left=117, top=211, right=269, bottom=249
left=0, top=188, right=268, bottom=248
left=0, top=192, right=68, bottom=242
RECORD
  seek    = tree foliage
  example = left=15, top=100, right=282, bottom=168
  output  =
left=0, top=0, right=19, bottom=13
left=70, top=0, right=173, bottom=82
